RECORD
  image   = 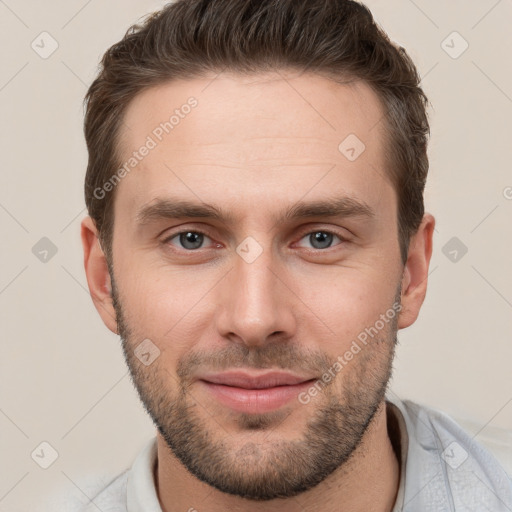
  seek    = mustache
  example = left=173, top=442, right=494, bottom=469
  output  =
left=176, top=343, right=334, bottom=382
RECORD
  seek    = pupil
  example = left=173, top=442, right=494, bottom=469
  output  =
left=180, top=232, right=203, bottom=250
left=310, top=232, right=332, bottom=249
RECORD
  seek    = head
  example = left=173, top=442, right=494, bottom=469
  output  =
left=81, top=0, right=434, bottom=501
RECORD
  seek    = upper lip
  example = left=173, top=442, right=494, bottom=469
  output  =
left=199, top=371, right=316, bottom=389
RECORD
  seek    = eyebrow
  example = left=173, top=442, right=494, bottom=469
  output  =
left=135, top=196, right=375, bottom=226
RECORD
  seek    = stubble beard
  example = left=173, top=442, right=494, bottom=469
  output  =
left=111, top=273, right=399, bottom=500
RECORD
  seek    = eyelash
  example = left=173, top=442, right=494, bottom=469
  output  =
left=161, top=228, right=347, bottom=252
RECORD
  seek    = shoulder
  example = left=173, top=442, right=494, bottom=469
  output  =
left=403, top=398, right=510, bottom=475
left=78, top=470, right=130, bottom=512
left=389, top=396, right=512, bottom=510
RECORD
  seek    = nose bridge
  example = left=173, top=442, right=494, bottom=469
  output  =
left=236, top=248, right=277, bottom=310
left=216, top=240, right=295, bottom=345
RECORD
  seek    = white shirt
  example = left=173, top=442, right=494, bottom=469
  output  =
left=77, top=394, right=512, bottom=511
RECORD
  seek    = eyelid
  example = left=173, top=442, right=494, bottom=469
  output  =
left=161, top=228, right=217, bottom=250
left=160, top=224, right=351, bottom=252
left=294, top=229, right=347, bottom=249
left=294, top=224, right=351, bottom=241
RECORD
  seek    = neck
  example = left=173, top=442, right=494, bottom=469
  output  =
left=155, top=400, right=400, bottom=512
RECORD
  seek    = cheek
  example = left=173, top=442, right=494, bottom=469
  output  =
left=116, top=262, right=217, bottom=344
left=114, top=241, right=401, bottom=359
left=294, top=268, right=399, bottom=350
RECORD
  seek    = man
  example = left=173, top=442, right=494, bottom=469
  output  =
left=80, top=0, right=512, bottom=510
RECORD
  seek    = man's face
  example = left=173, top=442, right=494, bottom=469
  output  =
left=108, top=72, right=405, bottom=499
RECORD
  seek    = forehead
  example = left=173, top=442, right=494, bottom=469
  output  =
left=115, top=71, right=392, bottom=218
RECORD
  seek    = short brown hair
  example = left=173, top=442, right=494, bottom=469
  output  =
left=84, top=0, right=430, bottom=264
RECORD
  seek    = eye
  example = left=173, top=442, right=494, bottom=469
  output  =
left=296, top=230, right=344, bottom=250
left=165, top=231, right=212, bottom=250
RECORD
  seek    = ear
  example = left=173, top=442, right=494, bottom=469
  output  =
left=81, top=216, right=118, bottom=334
left=398, top=213, right=435, bottom=329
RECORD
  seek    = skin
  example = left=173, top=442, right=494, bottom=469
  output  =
left=81, top=71, right=434, bottom=512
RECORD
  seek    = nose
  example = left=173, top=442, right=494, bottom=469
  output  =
left=215, top=243, right=297, bottom=348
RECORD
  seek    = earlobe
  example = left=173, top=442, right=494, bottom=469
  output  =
left=81, top=216, right=118, bottom=334
left=398, top=213, right=435, bottom=329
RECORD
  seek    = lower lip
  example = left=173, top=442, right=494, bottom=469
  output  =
left=199, top=380, right=315, bottom=414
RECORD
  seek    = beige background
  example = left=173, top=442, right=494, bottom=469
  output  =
left=1, top=0, right=511, bottom=510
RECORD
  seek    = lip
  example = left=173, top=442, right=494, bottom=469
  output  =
left=198, top=371, right=316, bottom=414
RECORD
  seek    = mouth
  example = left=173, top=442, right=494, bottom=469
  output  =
left=198, top=370, right=317, bottom=414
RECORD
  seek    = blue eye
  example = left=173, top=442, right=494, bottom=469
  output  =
left=164, top=229, right=344, bottom=253
left=169, top=231, right=208, bottom=250
left=298, top=231, right=342, bottom=250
